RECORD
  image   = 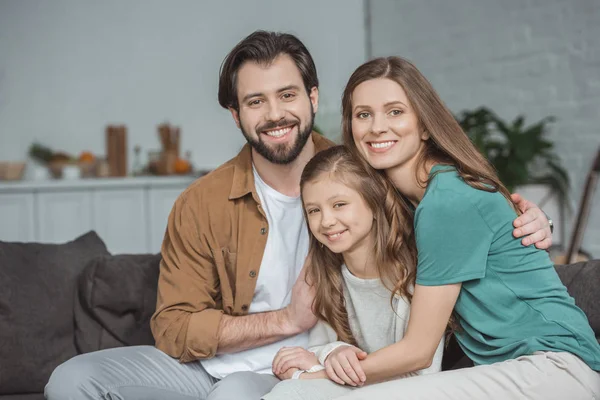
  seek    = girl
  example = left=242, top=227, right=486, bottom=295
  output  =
left=327, top=56, right=599, bottom=399
left=263, top=145, right=444, bottom=400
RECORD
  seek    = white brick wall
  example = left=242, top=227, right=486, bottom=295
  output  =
left=368, top=0, right=600, bottom=258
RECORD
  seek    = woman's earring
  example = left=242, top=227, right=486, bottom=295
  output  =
left=319, top=242, right=324, bottom=249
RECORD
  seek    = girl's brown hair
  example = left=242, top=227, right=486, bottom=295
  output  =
left=341, top=56, right=516, bottom=208
left=300, top=145, right=417, bottom=345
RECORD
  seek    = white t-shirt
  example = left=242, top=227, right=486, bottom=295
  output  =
left=201, top=165, right=310, bottom=378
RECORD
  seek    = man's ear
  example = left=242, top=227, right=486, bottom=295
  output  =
left=309, top=86, right=319, bottom=114
left=229, top=107, right=241, bottom=129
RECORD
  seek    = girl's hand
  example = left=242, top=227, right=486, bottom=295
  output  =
left=324, top=345, right=367, bottom=387
left=272, top=346, right=319, bottom=376
left=275, top=367, right=300, bottom=381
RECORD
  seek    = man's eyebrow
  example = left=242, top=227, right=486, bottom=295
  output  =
left=278, top=85, right=302, bottom=93
left=242, top=92, right=264, bottom=103
left=241, top=85, right=302, bottom=103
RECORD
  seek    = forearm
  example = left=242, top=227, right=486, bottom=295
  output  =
left=359, top=339, right=430, bottom=384
left=216, top=308, right=300, bottom=354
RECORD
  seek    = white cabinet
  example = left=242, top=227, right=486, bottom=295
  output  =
left=0, top=176, right=195, bottom=253
left=37, top=191, right=93, bottom=244
left=93, top=188, right=148, bottom=254
left=148, top=187, right=186, bottom=253
left=0, top=193, right=35, bottom=242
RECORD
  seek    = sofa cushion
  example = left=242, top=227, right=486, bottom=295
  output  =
left=0, top=394, right=45, bottom=400
left=555, top=259, right=600, bottom=336
left=0, top=231, right=110, bottom=395
left=74, top=253, right=162, bottom=354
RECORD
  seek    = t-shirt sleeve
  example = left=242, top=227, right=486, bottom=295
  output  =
left=415, top=190, right=494, bottom=286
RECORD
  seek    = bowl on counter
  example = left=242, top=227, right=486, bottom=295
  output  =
left=0, top=162, right=26, bottom=181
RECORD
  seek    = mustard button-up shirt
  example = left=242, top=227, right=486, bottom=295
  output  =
left=151, top=133, right=334, bottom=362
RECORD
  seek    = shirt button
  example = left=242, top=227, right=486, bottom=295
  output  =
left=260, top=227, right=266, bottom=235
left=241, top=305, right=248, bottom=311
left=249, top=270, right=257, bottom=278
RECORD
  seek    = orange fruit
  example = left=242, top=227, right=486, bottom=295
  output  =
left=174, top=158, right=191, bottom=174
left=79, top=151, right=95, bottom=163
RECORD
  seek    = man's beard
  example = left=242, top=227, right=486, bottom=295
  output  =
left=240, top=109, right=315, bottom=165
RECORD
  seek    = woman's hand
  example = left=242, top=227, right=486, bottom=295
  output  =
left=324, top=345, right=367, bottom=387
left=272, top=346, right=319, bottom=377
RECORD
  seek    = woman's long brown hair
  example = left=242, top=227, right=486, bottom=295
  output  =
left=301, top=145, right=417, bottom=345
left=341, top=56, right=516, bottom=210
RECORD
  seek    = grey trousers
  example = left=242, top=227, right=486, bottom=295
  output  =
left=44, top=345, right=280, bottom=400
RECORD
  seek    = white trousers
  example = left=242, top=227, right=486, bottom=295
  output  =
left=264, top=352, right=600, bottom=400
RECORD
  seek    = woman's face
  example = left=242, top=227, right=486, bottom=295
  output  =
left=302, top=174, right=374, bottom=255
left=350, top=78, right=427, bottom=171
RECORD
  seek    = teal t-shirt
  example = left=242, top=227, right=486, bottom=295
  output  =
left=415, top=165, right=600, bottom=371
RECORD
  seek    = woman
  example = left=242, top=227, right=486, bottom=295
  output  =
left=334, top=56, right=599, bottom=399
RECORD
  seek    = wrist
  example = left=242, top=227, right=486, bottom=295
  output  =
left=300, top=369, right=327, bottom=380
left=542, top=211, right=554, bottom=234
left=291, top=369, right=305, bottom=380
left=279, top=307, right=301, bottom=336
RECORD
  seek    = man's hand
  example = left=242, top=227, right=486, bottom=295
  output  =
left=272, top=346, right=319, bottom=377
left=511, top=193, right=553, bottom=249
left=324, top=345, right=367, bottom=387
left=283, top=264, right=318, bottom=334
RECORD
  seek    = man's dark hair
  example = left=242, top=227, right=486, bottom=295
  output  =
left=218, top=30, right=319, bottom=111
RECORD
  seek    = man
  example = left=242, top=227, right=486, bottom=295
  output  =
left=45, top=30, right=552, bottom=400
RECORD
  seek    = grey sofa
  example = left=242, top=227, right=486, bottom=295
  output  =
left=0, top=231, right=598, bottom=399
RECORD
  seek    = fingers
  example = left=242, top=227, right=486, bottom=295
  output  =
left=347, top=353, right=366, bottom=383
left=514, top=216, right=548, bottom=239
left=272, top=347, right=302, bottom=374
left=340, top=357, right=362, bottom=386
left=272, top=347, right=291, bottom=374
left=279, top=353, right=314, bottom=374
left=513, top=208, right=538, bottom=229
left=273, top=347, right=319, bottom=375
left=520, top=228, right=546, bottom=247
left=325, top=361, right=345, bottom=385
left=331, top=359, right=356, bottom=386
left=534, top=237, right=553, bottom=250
left=277, top=355, right=299, bottom=375
left=512, top=193, right=533, bottom=215
left=328, top=354, right=364, bottom=386
left=272, top=349, right=284, bottom=373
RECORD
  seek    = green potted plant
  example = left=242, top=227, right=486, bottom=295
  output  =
left=456, top=107, right=570, bottom=208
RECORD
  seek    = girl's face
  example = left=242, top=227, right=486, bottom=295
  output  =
left=350, top=78, right=428, bottom=171
left=302, top=174, right=374, bottom=255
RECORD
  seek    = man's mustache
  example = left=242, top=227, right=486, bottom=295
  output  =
left=257, top=119, right=299, bottom=132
